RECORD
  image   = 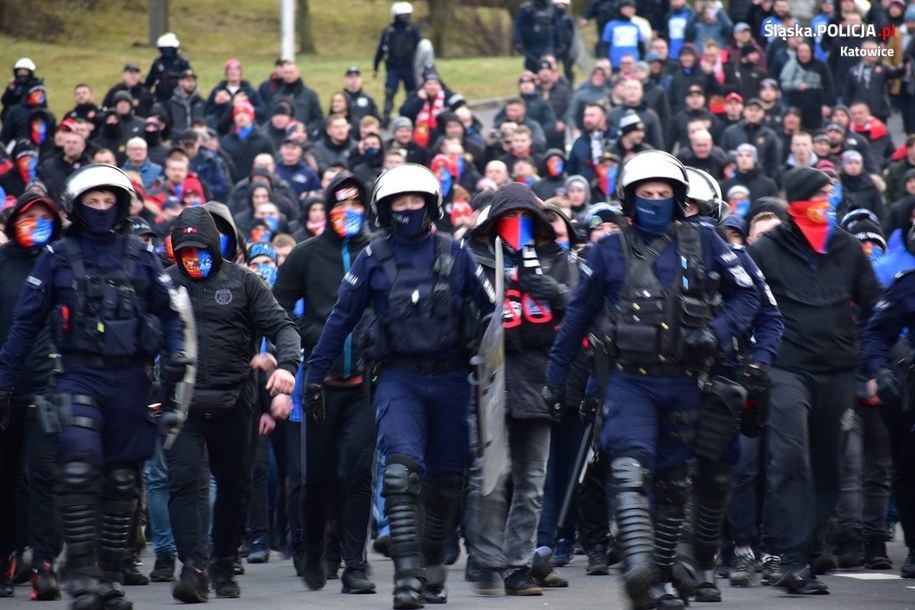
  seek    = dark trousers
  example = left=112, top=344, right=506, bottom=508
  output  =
left=303, top=385, right=376, bottom=565
left=763, top=367, right=854, bottom=562
left=270, top=419, right=288, bottom=548
left=167, top=400, right=253, bottom=566
left=0, top=404, right=28, bottom=558
left=537, top=406, right=585, bottom=547
left=880, top=403, right=915, bottom=549
left=286, top=421, right=304, bottom=558
left=577, top=448, right=613, bottom=551
left=728, top=434, right=765, bottom=549
left=246, top=415, right=270, bottom=547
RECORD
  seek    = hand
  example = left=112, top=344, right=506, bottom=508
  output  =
left=555, top=120, right=566, bottom=133
left=0, top=389, right=11, bottom=431
left=259, top=413, right=276, bottom=436
left=158, top=410, right=182, bottom=437
left=821, top=105, right=831, bottom=117
left=303, top=383, right=325, bottom=423
left=682, top=328, right=719, bottom=361
left=271, top=393, right=292, bottom=420
left=214, top=90, right=232, bottom=104
left=578, top=17, right=588, bottom=27
left=866, top=377, right=880, bottom=404
left=250, top=352, right=278, bottom=373
left=417, top=89, right=428, bottom=100
left=372, top=70, right=379, bottom=79
left=876, top=367, right=902, bottom=405
left=161, top=352, right=193, bottom=384
left=740, top=363, right=771, bottom=397
left=265, top=368, right=295, bottom=396
left=520, top=272, right=564, bottom=301
left=579, top=396, right=600, bottom=424
left=542, top=383, right=564, bottom=417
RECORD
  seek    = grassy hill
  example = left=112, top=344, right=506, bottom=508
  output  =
left=1, top=0, right=526, bottom=119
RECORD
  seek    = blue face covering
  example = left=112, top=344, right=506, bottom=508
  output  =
left=255, top=263, right=277, bottom=287
left=557, top=240, right=570, bottom=251
left=219, top=234, right=231, bottom=258
left=633, top=196, right=675, bottom=235
left=828, top=182, right=843, bottom=209
left=80, top=205, right=119, bottom=234
left=390, top=208, right=428, bottom=237
left=263, top=215, right=280, bottom=232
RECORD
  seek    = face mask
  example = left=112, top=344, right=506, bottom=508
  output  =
left=250, top=225, right=272, bottom=243
left=633, top=196, right=674, bottom=235
left=103, top=122, right=120, bottom=138
left=557, top=240, right=570, bottom=251
left=390, top=208, right=428, bottom=237
left=262, top=215, right=280, bottom=232
left=219, top=234, right=232, bottom=258
left=306, top=220, right=326, bottom=235
left=80, top=205, right=119, bottom=234
left=30, top=118, right=47, bottom=145
left=179, top=248, right=213, bottom=279
left=436, top=165, right=453, bottom=198
left=161, top=47, right=177, bottom=59
left=330, top=208, right=363, bottom=238
left=27, top=89, right=45, bottom=106
left=14, top=217, right=53, bottom=248
left=787, top=199, right=836, bottom=254
left=255, top=263, right=277, bottom=287
left=546, top=157, right=565, bottom=178
left=731, top=198, right=750, bottom=218
left=364, top=147, right=380, bottom=158
left=496, top=214, right=534, bottom=251
left=144, top=130, right=161, bottom=147
left=828, top=182, right=843, bottom=209
left=17, top=154, right=37, bottom=184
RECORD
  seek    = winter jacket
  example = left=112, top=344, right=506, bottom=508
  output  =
left=721, top=167, right=780, bottom=204
left=219, top=128, right=276, bottom=179
left=884, top=158, right=915, bottom=205
left=606, top=103, right=665, bottom=151
left=780, top=56, right=834, bottom=130
left=845, top=61, right=906, bottom=121
left=157, top=88, right=206, bottom=134
left=840, top=172, right=885, bottom=221
left=272, top=79, right=325, bottom=137
left=205, top=80, right=265, bottom=124
left=720, top=120, right=782, bottom=179
left=311, top=135, right=356, bottom=175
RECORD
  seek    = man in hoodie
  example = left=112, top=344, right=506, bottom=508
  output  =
left=156, top=69, right=206, bottom=138
left=164, top=205, right=300, bottom=603
left=721, top=143, right=779, bottom=203
left=0, top=193, right=63, bottom=601
left=606, top=79, right=664, bottom=151
left=0, top=83, right=57, bottom=155
left=274, top=172, right=377, bottom=594
left=533, top=149, right=568, bottom=199
left=720, top=98, right=782, bottom=178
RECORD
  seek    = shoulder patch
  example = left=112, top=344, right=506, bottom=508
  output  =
left=343, top=271, right=360, bottom=286
left=720, top=250, right=738, bottom=263
left=894, top=268, right=915, bottom=281
left=729, top=264, right=753, bottom=288
left=25, top=275, right=42, bottom=288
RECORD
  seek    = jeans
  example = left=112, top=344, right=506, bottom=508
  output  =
left=145, top=437, right=176, bottom=558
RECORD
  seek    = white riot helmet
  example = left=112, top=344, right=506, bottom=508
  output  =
left=156, top=32, right=180, bottom=49
left=62, top=164, right=136, bottom=229
left=616, top=150, right=690, bottom=217
left=371, top=163, right=442, bottom=229
left=685, top=166, right=728, bottom=223
left=391, top=2, right=413, bottom=17
left=13, top=58, right=36, bottom=73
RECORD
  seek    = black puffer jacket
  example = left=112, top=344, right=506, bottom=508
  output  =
left=167, top=206, right=300, bottom=394
left=273, top=172, right=371, bottom=378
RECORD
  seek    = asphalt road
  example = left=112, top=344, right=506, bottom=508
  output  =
left=5, top=537, right=915, bottom=610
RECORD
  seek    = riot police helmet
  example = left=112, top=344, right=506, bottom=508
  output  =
left=391, top=2, right=413, bottom=17
left=616, top=150, right=690, bottom=217
left=13, top=58, right=36, bottom=73
left=685, top=166, right=728, bottom=223
left=156, top=32, right=180, bottom=49
left=62, top=164, right=136, bottom=229
left=371, top=163, right=442, bottom=229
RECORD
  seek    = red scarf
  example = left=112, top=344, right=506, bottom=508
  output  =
left=787, top=199, right=835, bottom=254
left=850, top=115, right=888, bottom=140
left=413, top=89, right=445, bottom=147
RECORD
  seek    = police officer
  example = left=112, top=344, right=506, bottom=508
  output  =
left=304, top=163, right=495, bottom=609
left=372, top=2, right=421, bottom=128
left=678, top=167, right=783, bottom=603
left=0, top=164, right=188, bottom=610
left=544, top=151, right=759, bottom=610
left=164, top=205, right=300, bottom=603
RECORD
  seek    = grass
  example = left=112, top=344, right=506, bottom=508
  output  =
left=2, top=0, right=526, bottom=120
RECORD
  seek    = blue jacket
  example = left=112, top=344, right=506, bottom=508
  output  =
left=122, top=158, right=163, bottom=190
left=863, top=270, right=915, bottom=376
left=546, top=222, right=760, bottom=386
left=729, top=244, right=783, bottom=367
left=305, top=231, right=495, bottom=385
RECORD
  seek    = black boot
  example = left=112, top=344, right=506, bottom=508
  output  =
left=171, top=561, right=209, bottom=604
left=420, top=476, right=463, bottom=604
left=341, top=561, right=376, bottom=594
left=654, top=470, right=691, bottom=608
left=97, top=465, right=140, bottom=609
left=302, top=546, right=327, bottom=590
left=383, top=456, right=426, bottom=610
left=0, top=554, right=13, bottom=597
left=58, top=460, right=103, bottom=610
left=208, top=558, right=240, bottom=598
left=864, top=538, right=892, bottom=570
left=611, top=457, right=658, bottom=609
left=122, top=548, right=149, bottom=586
left=31, top=560, right=61, bottom=600
left=97, top=580, right=132, bottom=610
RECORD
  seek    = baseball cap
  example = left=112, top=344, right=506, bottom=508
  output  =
left=345, top=65, right=360, bottom=76
left=725, top=92, right=744, bottom=103
left=826, top=122, right=844, bottom=132
left=179, top=69, right=197, bottom=80
left=686, top=84, right=704, bottom=97
left=760, top=78, right=778, bottom=89
left=391, top=116, right=413, bottom=132
left=123, top=63, right=140, bottom=73
left=644, top=51, right=662, bottom=63
left=734, top=22, right=751, bottom=32
left=745, top=97, right=764, bottom=108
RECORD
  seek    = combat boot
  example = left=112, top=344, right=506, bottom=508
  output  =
left=97, top=580, right=132, bottom=610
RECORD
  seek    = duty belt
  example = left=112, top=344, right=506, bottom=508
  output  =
left=617, top=363, right=698, bottom=377
left=60, top=354, right=147, bottom=370
left=385, top=357, right=468, bottom=375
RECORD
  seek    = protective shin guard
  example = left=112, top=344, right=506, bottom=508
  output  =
left=98, top=465, right=140, bottom=583
left=421, top=477, right=464, bottom=603
left=382, top=455, right=425, bottom=609
left=693, top=461, right=733, bottom=570
left=611, top=457, right=657, bottom=608
left=654, top=472, right=691, bottom=583
left=58, top=459, right=102, bottom=609
left=383, top=89, right=396, bottom=120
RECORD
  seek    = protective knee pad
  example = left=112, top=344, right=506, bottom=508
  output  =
left=382, top=455, right=423, bottom=564
left=57, top=459, right=102, bottom=573
left=98, top=464, right=140, bottom=579
left=693, top=461, right=734, bottom=567
left=611, top=458, right=655, bottom=567
left=421, top=476, right=464, bottom=568
left=654, top=469, right=691, bottom=579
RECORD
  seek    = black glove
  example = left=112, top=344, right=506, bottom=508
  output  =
left=579, top=396, right=601, bottom=424
left=520, top=272, right=563, bottom=301
left=158, top=410, right=182, bottom=437
left=740, top=364, right=771, bottom=398
left=541, top=383, right=565, bottom=417
left=682, top=328, right=719, bottom=361
left=876, top=367, right=902, bottom=405
left=161, top=352, right=193, bottom=385
left=303, top=383, right=325, bottom=424
left=0, top=389, right=11, bottom=432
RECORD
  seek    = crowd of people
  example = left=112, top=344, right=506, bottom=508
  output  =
left=2, top=0, right=915, bottom=609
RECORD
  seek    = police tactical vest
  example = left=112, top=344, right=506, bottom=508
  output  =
left=51, top=236, right=161, bottom=359
left=383, top=26, right=415, bottom=62
left=363, top=234, right=462, bottom=359
left=610, top=222, right=715, bottom=367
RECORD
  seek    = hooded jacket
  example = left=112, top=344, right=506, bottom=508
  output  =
left=0, top=194, right=63, bottom=403
left=204, top=200, right=245, bottom=262
left=167, top=206, right=300, bottom=395
left=532, top=148, right=567, bottom=200
left=274, top=172, right=371, bottom=379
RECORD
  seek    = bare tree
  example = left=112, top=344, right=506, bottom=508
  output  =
left=297, top=0, right=316, bottom=54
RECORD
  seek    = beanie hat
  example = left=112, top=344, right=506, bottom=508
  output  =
left=586, top=202, right=626, bottom=232
left=247, top=241, right=277, bottom=264
left=450, top=199, right=473, bottom=226
left=564, top=175, right=592, bottom=203
left=815, top=159, right=838, bottom=177
left=619, top=110, right=644, bottom=135
left=783, top=167, right=831, bottom=203
left=224, top=58, right=242, bottom=73
left=842, top=150, right=863, bottom=165
left=840, top=209, right=886, bottom=250
left=736, top=143, right=758, bottom=162
left=726, top=184, right=750, bottom=199
left=271, top=101, right=293, bottom=117
left=391, top=116, right=413, bottom=132
left=234, top=100, right=255, bottom=121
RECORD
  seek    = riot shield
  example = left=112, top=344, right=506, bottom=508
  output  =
left=163, top=285, right=197, bottom=450
left=471, top=238, right=506, bottom=496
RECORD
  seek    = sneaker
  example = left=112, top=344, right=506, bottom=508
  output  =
left=551, top=538, right=575, bottom=567
left=715, top=553, right=733, bottom=580
left=760, top=555, right=782, bottom=586
left=30, top=561, right=61, bottom=601
left=773, top=561, right=829, bottom=595
left=172, top=565, right=209, bottom=603
left=901, top=550, right=915, bottom=578
left=341, top=566, right=376, bottom=594
left=606, top=535, right=622, bottom=566
left=149, top=555, right=176, bottom=583
left=471, top=568, right=503, bottom=595
left=247, top=546, right=269, bottom=564
left=122, top=563, right=150, bottom=586
left=812, top=550, right=837, bottom=575
left=835, top=541, right=863, bottom=569
left=209, top=562, right=240, bottom=599
left=232, top=557, right=244, bottom=575
left=372, top=534, right=391, bottom=558
left=864, top=540, right=892, bottom=570
left=530, top=547, right=568, bottom=587
left=302, top=549, right=327, bottom=590
left=503, top=567, right=543, bottom=596
left=586, top=546, right=610, bottom=575
left=729, top=553, right=755, bottom=587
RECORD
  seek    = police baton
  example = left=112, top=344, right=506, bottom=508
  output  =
left=557, top=421, right=594, bottom=531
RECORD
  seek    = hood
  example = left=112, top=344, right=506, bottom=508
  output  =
left=540, top=148, right=567, bottom=177
left=323, top=170, right=368, bottom=218
left=204, top=200, right=244, bottom=260
left=4, top=192, right=63, bottom=244
left=471, top=183, right=555, bottom=244
left=170, top=206, right=224, bottom=277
